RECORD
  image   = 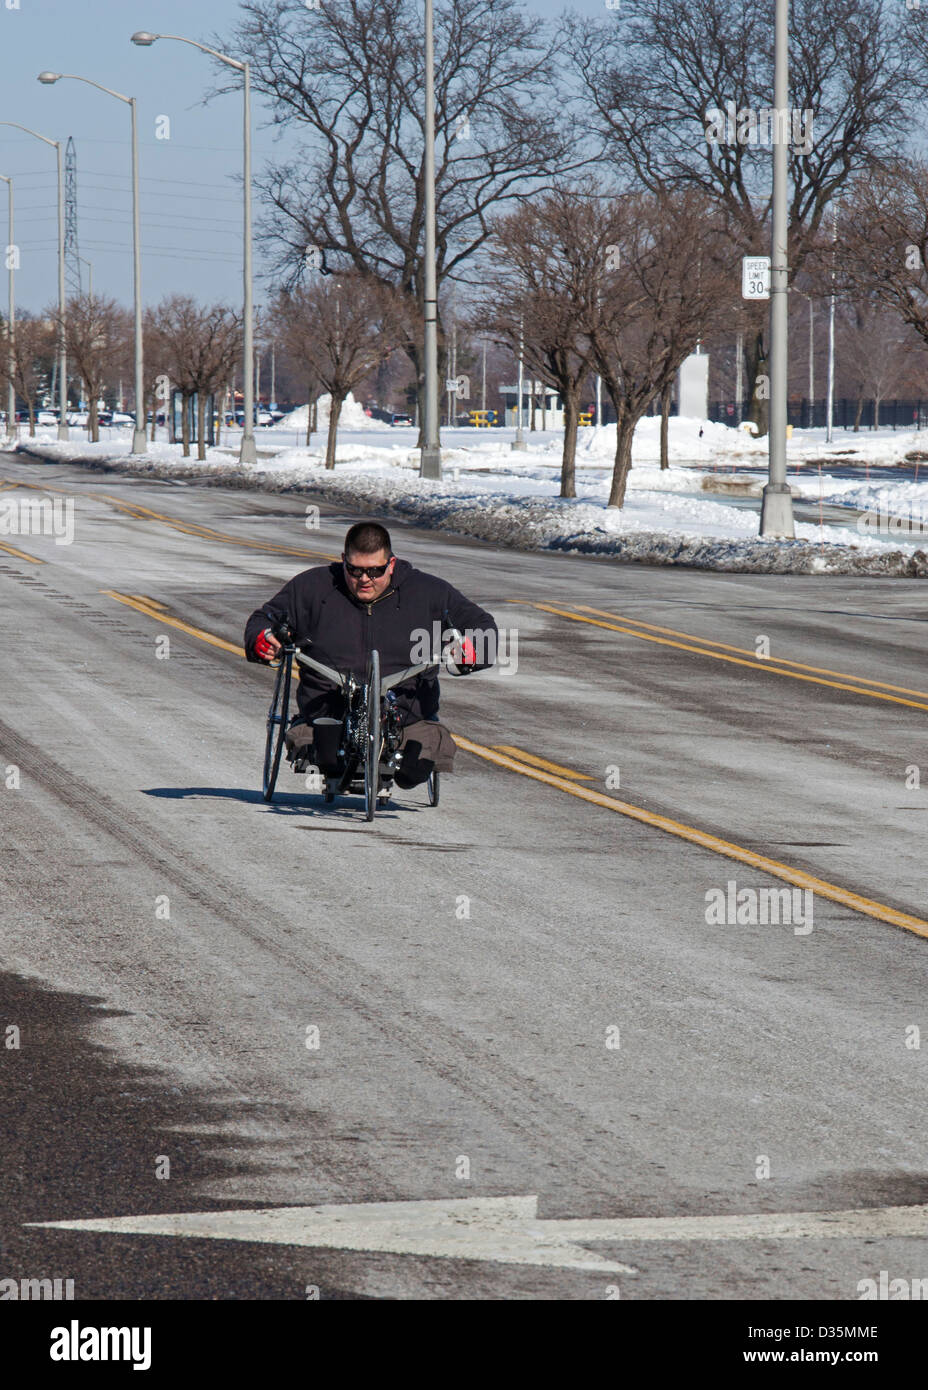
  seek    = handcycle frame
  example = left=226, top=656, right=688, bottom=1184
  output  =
left=262, top=632, right=449, bottom=819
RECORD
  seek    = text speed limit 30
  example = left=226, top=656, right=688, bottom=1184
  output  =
left=742, top=256, right=771, bottom=300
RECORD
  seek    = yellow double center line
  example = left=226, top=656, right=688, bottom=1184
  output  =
left=517, top=601, right=928, bottom=713
left=105, top=588, right=928, bottom=942
left=3, top=479, right=336, bottom=562
left=0, top=538, right=42, bottom=563
left=94, top=493, right=336, bottom=561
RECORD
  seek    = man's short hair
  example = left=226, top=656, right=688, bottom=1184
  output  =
left=344, top=521, right=392, bottom=557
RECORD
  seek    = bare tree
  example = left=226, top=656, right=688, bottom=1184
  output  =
left=0, top=312, right=55, bottom=436
left=148, top=296, right=242, bottom=460
left=480, top=201, right=594, bottom=497
left=835, top=301, right=915, bottom=429
left=571, top=0, right=928, bottom=414
left=61, top=294, right=129, bottom=442
left=592, top=190, right=731, bottom=506
left=274, top=296, right=324, bottom=446
left=485, top=186, right=730, bottom=506
left=224, top=0, right=582, bottom=439
left=143, top=310, right=175, bottom=442
left=274, top=273, right=399, bottom=467
left=833, top=162, right=928, bottom=365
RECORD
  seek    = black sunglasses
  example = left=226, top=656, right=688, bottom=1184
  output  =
left=345, top=559, right=392, bottom=579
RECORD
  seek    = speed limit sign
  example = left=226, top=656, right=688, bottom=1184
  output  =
left=742, top=256, right=770, bottom=300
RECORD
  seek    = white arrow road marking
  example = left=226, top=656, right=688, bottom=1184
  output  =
left=27, top=1195, right=928, bottom=1274
left=28, top=1196, right=635, bottom=1275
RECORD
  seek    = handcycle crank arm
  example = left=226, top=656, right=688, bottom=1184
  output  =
left=380, top=661, right=439, bottom=693
left=293, top=650, right=348, bottom=689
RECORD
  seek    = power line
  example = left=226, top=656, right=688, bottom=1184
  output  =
left=12, top=175, right=244, bottom=198
left=17, top=206, right=241, bottom=228
left=80, top=240, right=240, bottom=262
left=46, top=169, right=246, bottom=191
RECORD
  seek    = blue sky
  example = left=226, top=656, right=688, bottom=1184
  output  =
left=1, top=0, right=576, bottom=313
left=1, top=0, right=294, bottom=312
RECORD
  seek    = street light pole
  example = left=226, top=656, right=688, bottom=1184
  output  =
left=129, top=96, right=146, bottom=453
left=511, top=316, right=526, bottom=450
left=0, top=124, right=68, bottom=440
left=241, top=57, right=256, bottom=463
left=794, top=289, right=814, bottom=425
left=735, top=329, right=744, bottom=425
left=826, top=203, right=837, bottom=443
left=56, top=139, right=68, bottom=437
left=759, top=0, right=794, bottom=536
left=419, top=0, right=441, bottom=477
left=130, top=32, right=257, bottom=464
left=0, top=175, right=14, bottom=443
left=37, top=71, right=147, bottom=455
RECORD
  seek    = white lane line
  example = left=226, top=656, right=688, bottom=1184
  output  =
left=28, top=1194, right=928, bottom=1272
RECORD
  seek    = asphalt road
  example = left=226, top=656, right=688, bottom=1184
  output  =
left=1, top=452, right=927, bottom=1303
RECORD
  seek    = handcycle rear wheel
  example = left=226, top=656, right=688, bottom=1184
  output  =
left=427, top=770, right=440, bottom=805
left=364, top=649, right=381, bottom=821
left=262, top=653, right=292, bottom=802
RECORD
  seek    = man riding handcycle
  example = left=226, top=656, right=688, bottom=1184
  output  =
left=244, top=521, right=498, bottom=815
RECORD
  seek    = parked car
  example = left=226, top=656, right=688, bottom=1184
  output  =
left=365, top=405, right=415, bottom=426
left=37, top=410, right=58, bottom=426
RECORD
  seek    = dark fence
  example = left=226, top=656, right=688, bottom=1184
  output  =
left=709, top=399, right=928, bottom=430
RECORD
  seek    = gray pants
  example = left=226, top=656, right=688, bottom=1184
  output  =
left=285, top=717, right=457, bottom=786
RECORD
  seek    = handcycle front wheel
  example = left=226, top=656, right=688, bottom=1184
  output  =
left=364, top=649, right=381, bottom=821
left=427, top=770, right=440, bottom=806
left=262, top=653, right=292, bottom=802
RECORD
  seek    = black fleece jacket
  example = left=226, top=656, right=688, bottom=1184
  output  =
left=244, top=559, right=497, bottom=725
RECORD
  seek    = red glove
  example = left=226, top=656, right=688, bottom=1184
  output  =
left=254, top=628, right=280, bottom=661
left=446, top=633, right=477, bottom=674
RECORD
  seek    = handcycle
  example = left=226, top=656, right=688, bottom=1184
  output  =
left=261, top=620, right=463, bottom=819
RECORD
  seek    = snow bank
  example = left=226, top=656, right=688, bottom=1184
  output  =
left=278, top=392, right=391, bottom=431
left=18, top=434, right=928, bottom=577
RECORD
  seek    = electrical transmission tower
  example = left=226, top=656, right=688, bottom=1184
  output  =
left=64, top=136, right=82, bottom=297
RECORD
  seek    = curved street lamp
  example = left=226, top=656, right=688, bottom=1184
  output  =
left=0, top=122, right=68, bottom=440
left=38, top=71, right=147, bottom=455
left=131, top=31, right=257, bottom=465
